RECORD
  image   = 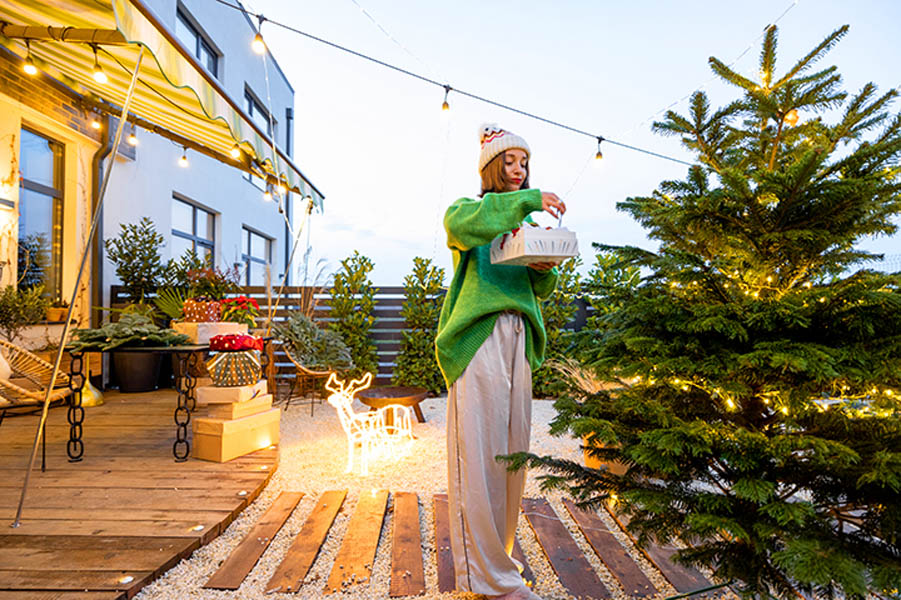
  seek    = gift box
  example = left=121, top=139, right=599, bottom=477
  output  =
left=490, top=226, right=579, bottom=266
left=183, top=298, right=222, bottom=323
left=206, top=350, right=262, bottom=387
left=192, top=408, right=280, bottom=463
left=210, top=334, right=264, bottom=352
left=171, top=321, right=248, bottom=344
left=196, top=379, right=268, bottom=404
left=207, top=393, right=273, bottom=420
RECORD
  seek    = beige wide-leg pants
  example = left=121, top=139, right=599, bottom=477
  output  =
left=446, top=312, right=532, bottom=596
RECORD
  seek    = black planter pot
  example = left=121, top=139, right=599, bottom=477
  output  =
left=112, top=352, right=162, bottom=393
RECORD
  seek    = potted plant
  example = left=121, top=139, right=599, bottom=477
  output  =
left=104, top=217, right=168, bottom=305
left=0, top=285, right=49, bottom=344
left=182, top=259, right=241, bottom=322
left=275, top=312, right=353, bottom=372
left=46, top=298, right=69, bottom=322
left=220, top=295, right=260, bottom=328
left=67, top=313, right=190, bottom=393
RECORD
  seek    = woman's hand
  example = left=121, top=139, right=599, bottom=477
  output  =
left=528, top=261, right=558, bottom=271
left=541, top=192, right=566, bottom=219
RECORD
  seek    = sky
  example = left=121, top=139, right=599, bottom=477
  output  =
left=246, top=0, right=901, bottom=285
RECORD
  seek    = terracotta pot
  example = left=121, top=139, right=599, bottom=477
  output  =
left=46, top=307, right=67, bottom=322
left=582, top=435, right=628, bottom=476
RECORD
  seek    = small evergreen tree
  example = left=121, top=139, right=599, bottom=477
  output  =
left=393, top=256, right=445, bottom=394
left=509, top=25, right=901, bottom=599
left=533, top=256, right=581, bottom=398
left=329, top=251, right=379, bottom=379
left=105, top=217, right=168, bottom=304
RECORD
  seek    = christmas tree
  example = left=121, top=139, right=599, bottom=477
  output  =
left=509, top=25, right=901, bottom=598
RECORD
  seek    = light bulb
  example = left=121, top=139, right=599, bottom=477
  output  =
left=178, top=149, right=189, bottom=168
left=23, top=55, right=38, bottom=76
left=441, top=85, right=451, bottom=112
left=277, top=183, right=287, bottom=195
left=90, top=118, right=102, bottom=130
left=595, top=136, right=604, bottom=161
left=127, top=133, right=138, bottom=146
left=229, top=144, right=241, bottom=159
left=92, top=63, right=108, bottom=84
left=441, top=100, right=450, bottom=111
left=784, top=109, right=799, bottom=127
left=252, top=33, right=266, bottom=54
left=263, top=188, right=272, bottom=201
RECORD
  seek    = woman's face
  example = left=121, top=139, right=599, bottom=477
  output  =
left=503, top=149, right=529, bottom=191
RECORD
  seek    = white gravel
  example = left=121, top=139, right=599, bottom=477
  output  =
left=134, top=396, right=731, bottom=600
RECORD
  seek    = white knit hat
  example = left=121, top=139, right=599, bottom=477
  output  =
left=478, top=123, right=530, bottom=172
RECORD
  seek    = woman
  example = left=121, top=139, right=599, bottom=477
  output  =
left=435, top=123, right=565, bottom=600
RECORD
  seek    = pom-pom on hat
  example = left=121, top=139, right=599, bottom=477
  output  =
left=478, top=123, right=530, bottom=172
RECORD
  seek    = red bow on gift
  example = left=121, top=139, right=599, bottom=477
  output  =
left=209, top=334, right=264, bottom=351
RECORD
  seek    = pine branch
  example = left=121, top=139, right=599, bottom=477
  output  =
left=708, top=56, right=759, bottom=91
left=760, top=25, right=778, bottom=90
left=774, top=25, right=850, bottom=87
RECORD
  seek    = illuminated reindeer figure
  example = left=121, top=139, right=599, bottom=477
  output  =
left=325, top=372, right=415, bottom=475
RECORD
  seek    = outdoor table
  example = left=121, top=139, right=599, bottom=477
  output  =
left=66, top=338, right=276, bottom=462
left=66, top=345, right=209, bottom=462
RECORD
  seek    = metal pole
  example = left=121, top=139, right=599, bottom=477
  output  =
left=12, top=46, right=145, bottom=528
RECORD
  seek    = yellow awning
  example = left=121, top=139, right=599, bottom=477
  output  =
left=0, top=0, right=324, bottom=207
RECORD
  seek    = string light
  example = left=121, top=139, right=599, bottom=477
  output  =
left=252, top=15, right=267, bottom=54
left=210, top=0, right=694, bottom=168
left=126, top=130, right=138, bottom=146
left=595, top=136, right=604, bottom=161
left=22, top=40, right=38, bottom=76
left=90, top=117, right=102, bottom=130
left=178, top=147, right=189, bottom=168
left=91, top=46, right=108, bottom=84
left=783, top=108, right=799, bottom=127
left=229, top=143, right=241, bottom=159
left=441, top=85, right=451, bottom=111
left=263, top=185, right=272, bottom=201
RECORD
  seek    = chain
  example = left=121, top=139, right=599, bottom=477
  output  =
left=66, top=352, right=85, bottom=461
left=173, top=352, right=192, bottom=461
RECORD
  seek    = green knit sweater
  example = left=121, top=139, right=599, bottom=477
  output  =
left=435, top=188, right=559, bottom=387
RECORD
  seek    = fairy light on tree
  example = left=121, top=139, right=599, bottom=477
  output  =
left=507, top=24, right=901, bottom=598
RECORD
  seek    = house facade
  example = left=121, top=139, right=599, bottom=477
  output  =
left=0, top=0, right=321, bottom=349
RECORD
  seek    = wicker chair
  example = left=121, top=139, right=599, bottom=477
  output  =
left=0, top=339, right=74, bottom=471
left=282, top=346, right=332, bottom=415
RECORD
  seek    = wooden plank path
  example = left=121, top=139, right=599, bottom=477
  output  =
left=0, top=389, right=277, bottom=599
left=563, top=499, right=658, bottom=597
left=389, top=491, right=426, bottom=597
left=266, top=490, right=347, bottom=593
left=325, top=488, right=389, bottom=593
left=522, top=497, right=612, bottom=599
left=204, top=491, right=303, bottom=590
left=605, top=506, right=723, bottom=598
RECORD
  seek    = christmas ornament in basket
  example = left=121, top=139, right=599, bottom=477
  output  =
left=490, top=224, right=579, bottom=266
left=206, top=350, right=261, bottom=387
left=183, top=297, right=222, bottom=323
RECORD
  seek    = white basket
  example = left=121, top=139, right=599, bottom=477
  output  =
left=489, top=226, right=579, bottom=266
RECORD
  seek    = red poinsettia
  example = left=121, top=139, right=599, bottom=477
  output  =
left=220, top=296, right=261, bottom=327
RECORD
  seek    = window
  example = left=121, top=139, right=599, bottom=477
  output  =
left=245, top=90, right=273, bottom=136
left=175, top=9, right=219, bottom=77
left=171, top=196, right=215, bottom=261
left=242, top=227, right=271, bottom=286
left=19, top=128, right=64, bottom=298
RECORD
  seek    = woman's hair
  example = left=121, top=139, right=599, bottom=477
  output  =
left=480, top=151, right=530, bottom=196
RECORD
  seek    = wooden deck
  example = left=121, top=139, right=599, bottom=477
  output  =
left=0, top=389, right=277, bottom=599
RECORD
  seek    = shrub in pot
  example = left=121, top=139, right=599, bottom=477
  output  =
left=67, top=313, right=190, bottom=393
left=0, top=285, right=49, bottom=344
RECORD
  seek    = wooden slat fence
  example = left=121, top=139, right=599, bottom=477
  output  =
left=111, top=286, right=593, bottom=388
